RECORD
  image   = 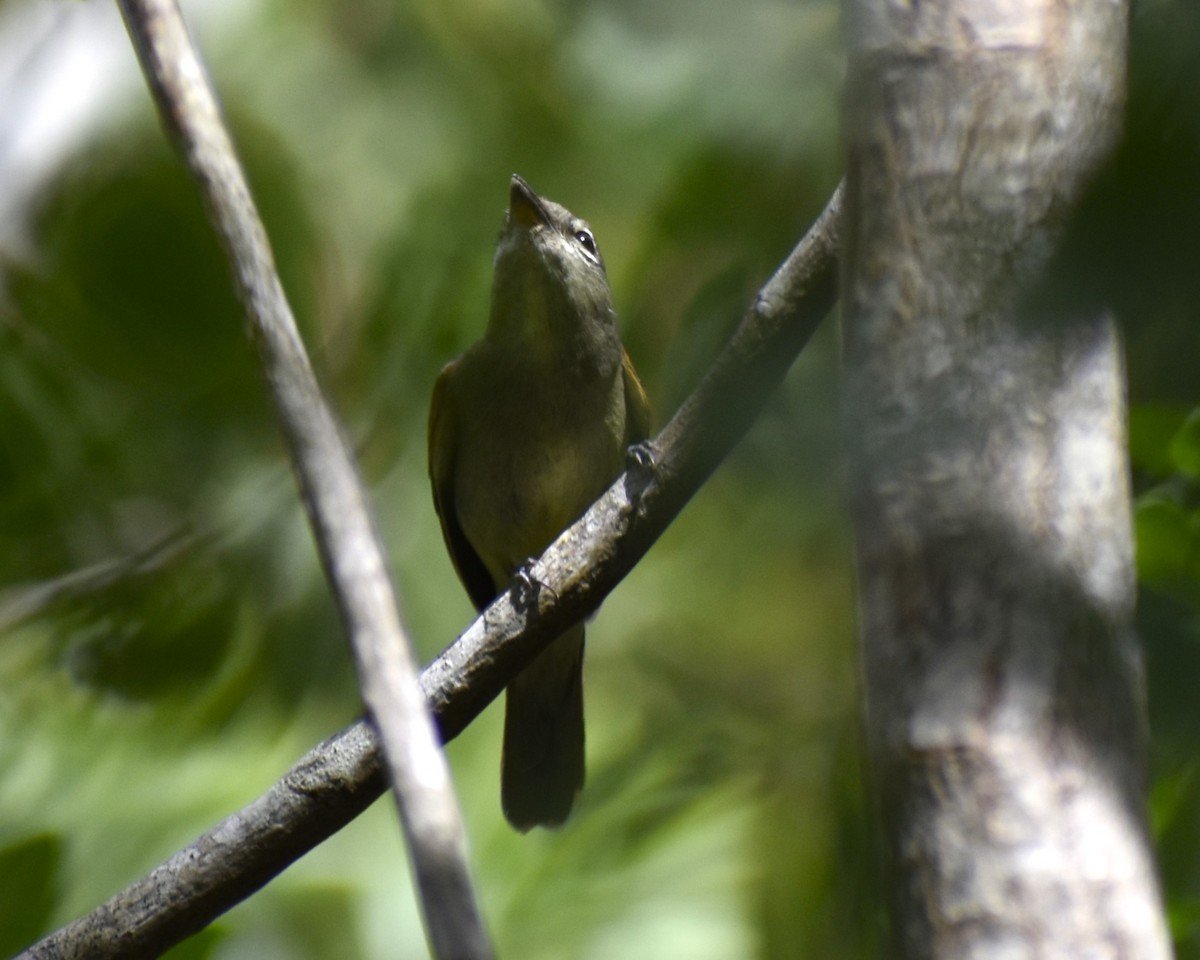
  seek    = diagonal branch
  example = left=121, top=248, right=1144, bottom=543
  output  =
left=113, top=1, right=491, bottom=958
left=0, top=531, right=197, bottom=633
left=18, top=183, right=840, bottom=960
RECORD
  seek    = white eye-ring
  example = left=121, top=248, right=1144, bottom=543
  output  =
left=574, top=229, right=598, bottom=257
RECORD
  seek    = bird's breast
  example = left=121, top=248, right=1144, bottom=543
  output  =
left=453, top=374, right=627, bottom=584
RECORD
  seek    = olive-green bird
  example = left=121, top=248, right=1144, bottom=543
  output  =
left=428, top=174, right=651, bottom=831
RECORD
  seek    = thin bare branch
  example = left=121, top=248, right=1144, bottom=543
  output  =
left=19, top=184, right=840, bottom=960
left=0, top=531, right=196, bottom=633
left=112, top=1, right=491, bottom=958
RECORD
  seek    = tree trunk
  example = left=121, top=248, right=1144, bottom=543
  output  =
left=841, top=0, right=1173, bottom=955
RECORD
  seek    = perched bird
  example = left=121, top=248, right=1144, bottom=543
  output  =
left=428, top=174, right=651, bottom=830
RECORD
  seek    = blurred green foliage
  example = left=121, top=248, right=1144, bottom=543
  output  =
left=1121, top=3, right=1200, bottom=956
left=0, top=834, right=60, bottom=957
left=1, top=0, right=1198, bottom=957
left=1137, top=405, right=1200, bottom=956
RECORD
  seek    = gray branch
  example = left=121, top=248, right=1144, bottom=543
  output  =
left=112, top=2, right=491, bottom=958
left=17, top=175, right=840, bottom=959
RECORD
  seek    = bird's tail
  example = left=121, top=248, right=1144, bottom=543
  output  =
left=501, top=624, right=585, bottom=831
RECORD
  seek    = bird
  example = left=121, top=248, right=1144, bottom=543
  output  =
left=428, top=174, right=651, bottom=830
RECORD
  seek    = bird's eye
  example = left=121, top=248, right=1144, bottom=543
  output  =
left=574, top=229, right=597, bottom=256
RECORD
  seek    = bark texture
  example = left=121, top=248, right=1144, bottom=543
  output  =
left=841, top=0, right=1172, bottom=955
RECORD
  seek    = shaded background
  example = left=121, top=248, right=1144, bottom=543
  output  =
left=0, top=0, right=1197, bottom=957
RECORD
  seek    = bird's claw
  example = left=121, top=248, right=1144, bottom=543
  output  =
left=512, top=561, right=551, bottom=614
left=624, top=440, right=659, bottom=506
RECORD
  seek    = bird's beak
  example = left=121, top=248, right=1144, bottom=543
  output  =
left=509, top=174, right=549, bottom=230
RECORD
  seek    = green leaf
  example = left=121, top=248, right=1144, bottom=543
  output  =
left=1130, top=404, right=1189, bottom=477
left=1135, top=497, right=1195, bottom=588
left=0, top=833, right=61, bottom=956
left=1171, top=409, right=1200, bottom=478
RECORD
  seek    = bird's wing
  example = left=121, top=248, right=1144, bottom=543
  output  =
left=428, top=361, right=499, bottom=611
left=621, top=349, right=653, bottom=444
